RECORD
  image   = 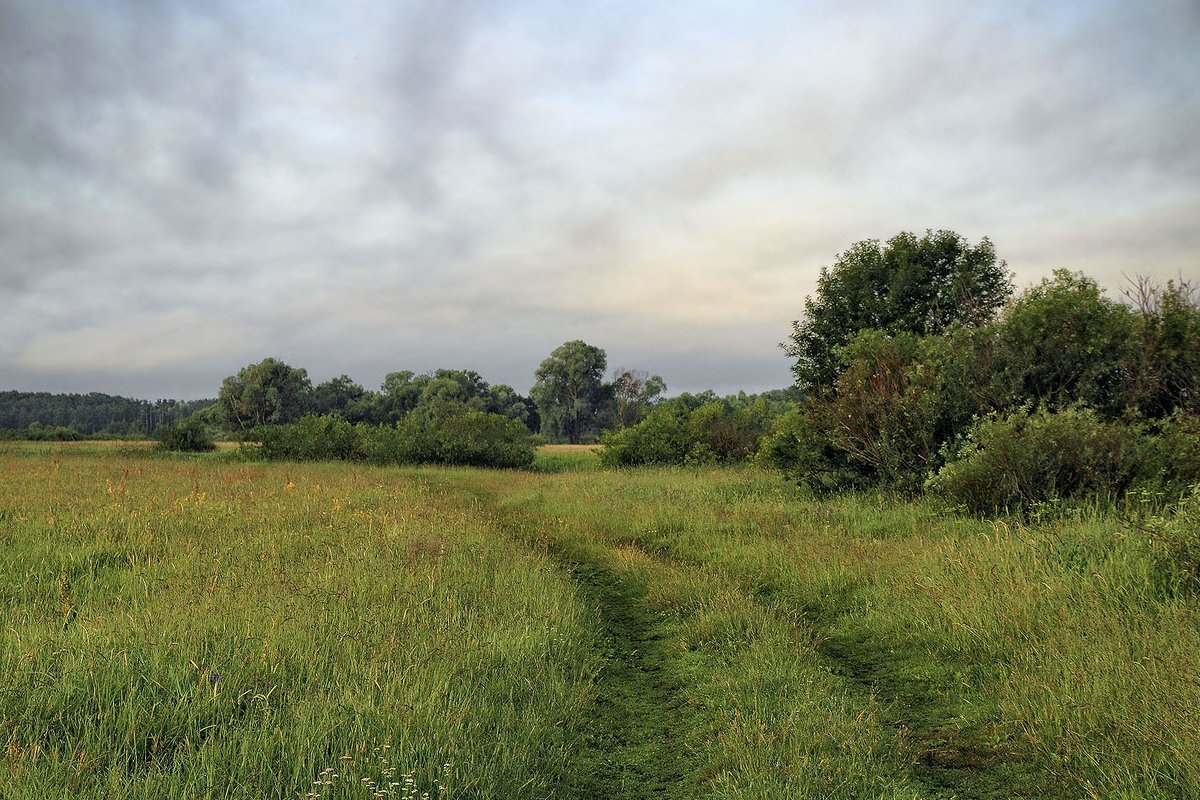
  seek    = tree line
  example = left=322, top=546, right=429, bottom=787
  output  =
left=597, top=229, right=1199, bottom=513
left=8, top=227, right=1196, bottom=511
left=204, top=346, right=669, bottom=444
left=0, top=392, right=213, bottom=439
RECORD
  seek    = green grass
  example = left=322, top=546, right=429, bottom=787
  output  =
left=2, top=443, right=1197, bottom=798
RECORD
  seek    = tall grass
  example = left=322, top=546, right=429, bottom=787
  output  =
left=455, top=466, right=1200, bottom=798
left=0, top=447, right=602, bottom=799
left=3, top=442, right=1196, bottom=798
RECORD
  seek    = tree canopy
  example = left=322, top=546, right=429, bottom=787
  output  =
left=217, top=358, right=312, bottom=432
left=784, top=230, right=1012, bottom=394
left=530, top=340, right=611, bottom=444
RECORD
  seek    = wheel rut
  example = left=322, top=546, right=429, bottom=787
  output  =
left=436, top=479, right=695, bottom=800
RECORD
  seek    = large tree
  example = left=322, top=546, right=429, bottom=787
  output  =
left=531, top=340, right=610, bottom=443
left=610, top=368, right=666, bottom=429
left=784, top=230, right=1012, bottom=394
left=217, top=357, right=312, bottom=432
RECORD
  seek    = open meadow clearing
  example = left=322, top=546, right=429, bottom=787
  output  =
left=1, top=442, right=1197, bottom=799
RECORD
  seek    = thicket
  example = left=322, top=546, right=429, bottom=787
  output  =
left=155, top=417, right=217, bottom=452
left=250, top=412, right=537, bottom=469
left=765, top=233, right=1200, bottom=513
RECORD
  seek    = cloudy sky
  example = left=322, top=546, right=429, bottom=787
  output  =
left=2, top=0, right=1197, bottom=400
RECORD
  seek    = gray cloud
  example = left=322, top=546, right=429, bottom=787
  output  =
left=1, top=0, right=1197, bottom=400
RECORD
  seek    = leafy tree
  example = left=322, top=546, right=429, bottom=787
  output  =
left=1123, top=276, right=1200, bottom=417
left=366, top=369, right=536, bottom=430
left=785, top=230, right=1011, bottom=394
left=531, top=340, right=611, bottom=443
left=0, top=391, right=213, bottom=437
left=309, top=375, right=367, bottom=419
left=610, top=368, right=666, bottom=428
left=217, top=358, right=312, bottom=432
left=991, top=270, right=1136, bottom=417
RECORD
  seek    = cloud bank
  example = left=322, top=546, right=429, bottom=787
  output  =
left=2, top=0, right=1198, bottom=398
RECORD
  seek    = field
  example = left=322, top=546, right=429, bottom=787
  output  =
left=1, top=442, right=1197, bottom=799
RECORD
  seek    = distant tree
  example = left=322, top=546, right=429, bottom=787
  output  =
left=362, top=369, right=537, bottom=431
left=217, top=358, right=312, bottom=432
left=0, top=391, right=214, bottom=437
left=309, top=375, right=366, bottom=419
left=531, top=340, right=610, bottom=443
left=784, top=230, right=1012, bottom=394
left=610, top=368, right=666, bottom=428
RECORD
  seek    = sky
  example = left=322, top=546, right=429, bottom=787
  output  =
left=2, top=0, right=1198, bottom=401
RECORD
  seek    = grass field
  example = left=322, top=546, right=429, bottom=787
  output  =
left=1, top=442, right=1196, bottom=798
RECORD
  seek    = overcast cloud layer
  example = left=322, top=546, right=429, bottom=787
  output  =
left=2, top=0, right=1198, bottom=399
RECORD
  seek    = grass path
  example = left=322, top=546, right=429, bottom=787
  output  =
left=426, top=473, right=697, bottom=799
left=543, top=552, right=691, bottom=799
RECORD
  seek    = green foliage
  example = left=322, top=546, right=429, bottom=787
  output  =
left=433, top=411, right=539, bottom=468
left=1148, top=487, right=1200, bottom=593
left=307, top=374, right=367, bottom=419
left=367, top=369, right=537, bottom=430
left=766, top=330, right=990, bottom=494
left=255, top=414, right=366, bottom=461
left=927, top=406, right=1147, bottom=514
left=600, top=400, right=766, bottom=466
left=785, top=230, right=1011, bottom=394
left=16, top=422, right=84, bottom=441
left=610, top=368, right=667, bottom=429
left=531, top=340, right=611, bottom=443
left=1132, top=412, right=1200, bottom=502
left=1124, top=277, right=1200, bottom=417
left=217, top=357, right=312, bottom=432
left=154, top=417, right=216, bottom=452
left=991, top=270, right=1137, bottom=416
left=251, top=412, right=536, bottom=469
left=0, top=391, right=214, bottom=437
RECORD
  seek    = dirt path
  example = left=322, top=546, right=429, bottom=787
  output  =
left=427, top=476, right=696, bottom=799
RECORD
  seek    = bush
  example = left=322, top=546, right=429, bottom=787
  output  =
left=155, top=417, right=216, bottom=452
left=433, top=412, right=538, bottom=468
left=758, top=408, right=872, bottom=494
left=1134, top=412, right=1200, bottom=502
left=599, top=401, right=766, bottom=467
left=927, top=406, right=1146, bottom=514
left=256, top=415, right=366, bottom=461
left=251, top=412, right=536, bottom=469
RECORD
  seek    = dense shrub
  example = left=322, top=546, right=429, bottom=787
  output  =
left=155, top=418, right=216, bottom=452
left=926, top=406, right=1146, bottom=514
left=1134, top=413, right=1200, bottom=501
left=12, top=423, right=84, bottom=441
left=765, top=329, right=991, bottom=494
left=255, top=415, right=365, bottom=461
left=433, top=412, right=538, bottom=468
left=599, top=401, right=766, bottom=466
left=251, top=412, right=537, bottom=469
left=758, top=408, right=872, bottom=494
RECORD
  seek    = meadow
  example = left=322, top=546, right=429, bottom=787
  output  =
left=1, top=442, right=1197, bottom=799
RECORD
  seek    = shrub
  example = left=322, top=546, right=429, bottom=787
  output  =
left=1134, top=412, right=1200, bottom=503
left=758, top=407, right=871, bottom=494
left=432, top=412, right=538, bottom=468
left=155, top=417, right=216, bottom=452
left=927, top=406, right=1146, bottom=514
left=252, top=412, right=536, bottom=469
left=256, top=415, right=366, bottom=461
left=599, top=401, right=766, bottom=467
